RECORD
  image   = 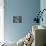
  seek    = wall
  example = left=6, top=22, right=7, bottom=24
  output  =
left=4, top=0, right=40, bottom=42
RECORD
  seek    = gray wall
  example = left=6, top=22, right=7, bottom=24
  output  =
left=4, top=0, right=40, bottom=42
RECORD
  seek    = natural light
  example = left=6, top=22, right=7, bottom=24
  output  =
left=0, top=0, right=4, bottom=42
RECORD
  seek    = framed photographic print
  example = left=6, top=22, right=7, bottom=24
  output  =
left=13, top=16, right=22, bottom=23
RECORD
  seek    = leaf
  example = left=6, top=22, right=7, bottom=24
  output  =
left=34, top=18, right=36, bottom=21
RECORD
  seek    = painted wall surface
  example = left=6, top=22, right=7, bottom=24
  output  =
left=4, top=0, right=40, bottom=42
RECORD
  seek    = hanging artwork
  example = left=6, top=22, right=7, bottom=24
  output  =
left=13, top=16, right=22, bottom=23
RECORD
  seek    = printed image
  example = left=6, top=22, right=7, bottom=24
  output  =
left=13, top=16, right=22, bottom=23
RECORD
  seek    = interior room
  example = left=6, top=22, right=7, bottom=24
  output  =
left=0, top=0, right=46, bottom=46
